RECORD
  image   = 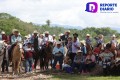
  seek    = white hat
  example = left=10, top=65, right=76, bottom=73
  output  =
left=111, top=34, right=116, bottom=38
left=86, top=34, right=90, bottom=36
left=44, top=31, right=49, bottom=34
left=18, top=33, right=21, bottom=35
left=24, top=36, right=28, bottom=38
left=13, top=29, right=19, bottom=32
left=59, top=33, right=63, bottom=36
left=80, top=40, right=86, bottom=45
left=33, top=30, right=38, bottom=34
left=65, top=30, right=70, bottom=33
left=77, top=50, right=82, bottom=53
left=1, top=31, right=5, bottom=34
left=53, top=34, right=56, bottom=36
left=56, top=41, right=61, bottom=44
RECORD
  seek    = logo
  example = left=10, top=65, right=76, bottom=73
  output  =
left=85, top=2, right=98, bottom=13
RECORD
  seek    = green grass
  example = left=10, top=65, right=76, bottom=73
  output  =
left=46, top=73, right=120, bottom=80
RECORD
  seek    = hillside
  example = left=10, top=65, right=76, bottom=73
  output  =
left=0, top=13, right=119, bottom=43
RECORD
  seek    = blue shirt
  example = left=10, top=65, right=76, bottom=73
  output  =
left=11, top=35, right=22, bottom=44
left=53, top=46, right=65, bottom=55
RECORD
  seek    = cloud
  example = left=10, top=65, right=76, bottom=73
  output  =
left=0, top=0, right=120, bottom=28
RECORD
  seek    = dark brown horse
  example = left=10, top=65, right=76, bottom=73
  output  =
left=39, top=42, right=53, bottom=70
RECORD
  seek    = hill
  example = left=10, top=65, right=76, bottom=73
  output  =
left=0, top=13, right=119, bottom=43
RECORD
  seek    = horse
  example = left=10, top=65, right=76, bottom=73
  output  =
left=0, top=41, right=6, bottom=74
left=86, top=43, right=93, bottom=54
left=39, top=42, right=53, bottom=70
left=12, top=42, right=24, bottom=75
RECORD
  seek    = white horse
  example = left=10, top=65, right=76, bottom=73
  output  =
left=0, top=41, right=6, bottom=74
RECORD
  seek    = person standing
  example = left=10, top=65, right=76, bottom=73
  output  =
left=70, top=33, right=80, bottom=63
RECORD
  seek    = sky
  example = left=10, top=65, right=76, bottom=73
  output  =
left=0, top=0, right=120, bottom=29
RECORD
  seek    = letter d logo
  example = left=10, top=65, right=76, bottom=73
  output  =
left=85, top=2, right=98, bottom=13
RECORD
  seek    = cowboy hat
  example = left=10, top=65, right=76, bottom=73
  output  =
left=86, top=34, right=90, bottom=36
left=77, top=50, right=82, bottom=53
left=56, top=41, right=61, bottom=44
left=111, top=34, right=116, bottom=38
left=33, top=30, right=38, bottom=34
left=44, top=31, right=49, bottom=34
left=98, top=34, right=104, bottom=38
left=59, top=33, right=63, bottom=36
left=1, top=31, right=5, bottom=34
left=13, top=29, right=19, bottom=32
left=80, top=40, right=86, bottom=45
left=65, top=30, right=70, bottom=33
left=73, top=33, right=78, bottom=37
left=53, top=34, right=56, bottom=36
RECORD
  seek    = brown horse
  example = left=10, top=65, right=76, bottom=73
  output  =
left=40, top=42, right=53, bottom=70
left=12, top=43, right=24, bottom=75
left=86, top=43, right=93, bottom=54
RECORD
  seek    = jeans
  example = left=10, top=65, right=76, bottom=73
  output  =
left=69, top=53, right=76, bottom=64
left=53, top=56, right=63, bottom=69
left=2, top=60, right=9, bottom=72
left=79, top=63, right=86, bottom=72
left=86, top=62, right=96, bottom=72
left=25, top=58, right=33, bottom=72
left=72, top=62, right=80, bottom=71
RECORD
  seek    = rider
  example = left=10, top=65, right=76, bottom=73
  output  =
left=0, top=31, right=8, bottom=43
left=42, top=31, right=53, bottom=45
left=61, top=30, right=70, bottom=46
left=110, top=34, right=118, bottom=48
left=9, top=29, right=22, bottom=60
left=85, top=34, right=92, bottom=46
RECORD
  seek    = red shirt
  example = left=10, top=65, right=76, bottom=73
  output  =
left=2, top=34, right=8, bottom=42
left=93, top=47, right=101, bottom=55
left=25, top=50, right=33, bottom=59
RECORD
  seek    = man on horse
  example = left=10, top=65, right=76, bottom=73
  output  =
left=9, top=29, right=22, bottom=61
left=30, top=30, right=39, bottom=70
left=85, top=34, right=93, bottom=53
left=43, top=31, right=53, bottom=44
left=61, top=30, right=70, bottom=46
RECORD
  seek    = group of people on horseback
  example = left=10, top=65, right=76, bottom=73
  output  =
left=0, top=29, right=120, bottom=75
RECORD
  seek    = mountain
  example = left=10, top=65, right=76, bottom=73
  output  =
left=0, top=12, right=119, bottom=43
left=0, top=13, right=36, bottom=35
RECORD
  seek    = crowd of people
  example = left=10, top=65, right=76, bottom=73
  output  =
left=0, top=29, right=120, bottom=75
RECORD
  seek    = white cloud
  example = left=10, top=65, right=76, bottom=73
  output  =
left=0, top=0, right=120, bottom=28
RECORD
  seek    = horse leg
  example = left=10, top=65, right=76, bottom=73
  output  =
left=34, top=57, right=39, bottom=71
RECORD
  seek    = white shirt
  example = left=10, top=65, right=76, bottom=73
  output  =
left=38, top=37, right=43, bottom=46
left=43, top=35, right=53, bottom=44
left=72, top=41, right=80, bottom=53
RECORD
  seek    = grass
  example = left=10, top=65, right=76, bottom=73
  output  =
left=38, top=70, right=120, bottom=80
left=49, top=74, right=120, bottom=80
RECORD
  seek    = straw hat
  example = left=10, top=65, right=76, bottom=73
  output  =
left=53, top=34, right=56, bottom=37
left=98, top=34, right=104, bottom=38
left=33, top=30, right=38, bottom=34
left=77, top=50, right=82, bottom=53
left=65, top=30, right=70, bottom=33
left=86, top=34, right=90, bottom=36
left=59, top=33, right=63, bottom=36
left=111, top=34, right=116, bottom=38
left=80, top=40, right=86, bottom=45
left=56, top=41, right=61, bottom=44
left=44, top=31, right=49, bottom=34
left=1, top=31, right=5, bottom=34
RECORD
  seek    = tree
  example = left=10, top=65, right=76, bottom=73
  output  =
left=46, top=20, right=51, bottom=26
